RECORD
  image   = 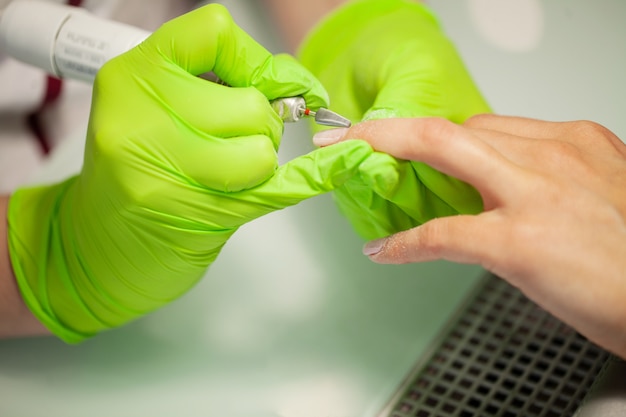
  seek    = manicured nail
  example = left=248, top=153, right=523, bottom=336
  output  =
left=312, top=128, right=349, bottom=146
left=363, top=238, right=386, bottom=256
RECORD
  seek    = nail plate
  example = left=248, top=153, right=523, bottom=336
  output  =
left=312, top=128, right=349, bottom=146
left=363, top=238, right=386, bottom=256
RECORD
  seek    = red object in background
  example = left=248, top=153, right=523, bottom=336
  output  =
left=26, top=76, right=63, bottom=154
left=26, top=0, right=83, bottom=154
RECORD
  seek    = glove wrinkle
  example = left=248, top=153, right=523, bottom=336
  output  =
left=299, top=0, right=490, bottom=240
left=5, top=4, right=352, bottom=342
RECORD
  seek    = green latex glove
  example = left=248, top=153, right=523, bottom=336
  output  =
left=299, top=0, right=492, bottom=240
left=7, top=4, right=375, bottom=343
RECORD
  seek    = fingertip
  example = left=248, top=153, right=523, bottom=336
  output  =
left=363, top=238, right=386, bottom=256
left=312, top=128, right=350, bottom=146
left=361, top=239, right=389, bottom=264
left=362, top=233, right=411, bottom=265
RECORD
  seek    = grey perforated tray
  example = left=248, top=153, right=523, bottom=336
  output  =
left=380, top=274, right=611, bottom=417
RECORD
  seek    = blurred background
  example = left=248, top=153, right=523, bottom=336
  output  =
left=0, top=1, right=624, bottom=416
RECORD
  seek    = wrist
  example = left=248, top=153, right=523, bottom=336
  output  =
left=0, top=194, right=50, bottom=339
left=7, top=178, right=90, bottom=343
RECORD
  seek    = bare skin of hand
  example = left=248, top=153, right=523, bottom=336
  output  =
left=313, top=114, right=626, bottom=359
left=0, top=195, right=49, bottom=338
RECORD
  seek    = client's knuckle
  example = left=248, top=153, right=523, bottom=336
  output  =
left=463, top=113, right=494, bottom=128
left=415, top=117, right=457, bottom=148
left=565, top=120, right=621, bottom=147
left=569, top=120, right=609, bottom=137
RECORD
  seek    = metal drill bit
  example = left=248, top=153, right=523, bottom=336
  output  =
left=271, top=97, right=352, bottom=128
left=305, top=108, right=352, bottom=128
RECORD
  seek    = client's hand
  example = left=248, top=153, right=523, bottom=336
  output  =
left=316, top=115, right=626, bottom=359
left=299, top=0, right=491, bottom=239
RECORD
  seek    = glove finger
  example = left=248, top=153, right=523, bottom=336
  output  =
left=333, top=177, right=417, bottom=240
left=170, top=134, right=278, bottom=192
left=142, top=5, right=328, bottom=107
left=239, top=140, right=374, bottom=213
left=357, top=152, right=459, bottom=225
left=119, top=72, right=284, bottom=149
left=410, top=161, right=484, bottom=215
left=89, top=76, right=280, bottom=192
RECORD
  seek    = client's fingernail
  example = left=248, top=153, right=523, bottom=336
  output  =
left=363, top=238, right=386, bottom=256
left=312, top=128, right=349, bottom=146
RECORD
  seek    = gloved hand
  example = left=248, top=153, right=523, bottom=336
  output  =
left=299, top=0, right=491, bottom=240
left=7, top=4, right=375, bottom=343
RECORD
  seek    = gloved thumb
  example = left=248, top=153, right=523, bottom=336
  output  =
left=243, top=140, right=374, bottom=212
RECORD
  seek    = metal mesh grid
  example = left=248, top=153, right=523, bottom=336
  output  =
left=386, top=274, right=611, bottom=417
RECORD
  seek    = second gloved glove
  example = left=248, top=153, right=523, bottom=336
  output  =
left=299, top=0, right=491, bottom=240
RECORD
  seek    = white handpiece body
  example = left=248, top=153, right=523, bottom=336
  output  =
left=0, top=0, right=149, bottom=83
left=0, top=0, right=351, bottom=127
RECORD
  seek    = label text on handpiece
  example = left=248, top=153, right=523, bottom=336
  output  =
left=64, top=31, right=107, bottom=51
